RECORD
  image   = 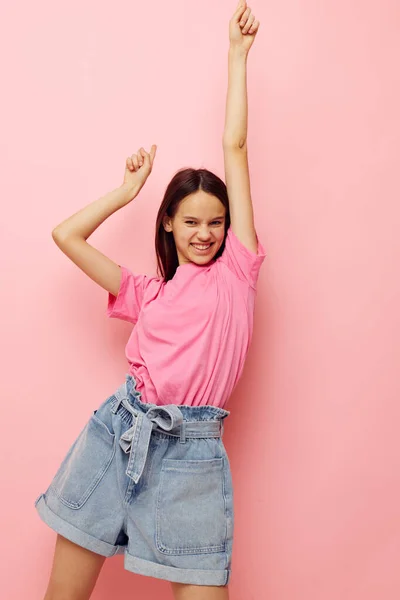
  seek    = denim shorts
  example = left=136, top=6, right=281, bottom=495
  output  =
left=35, top=374, right=234, bottom=586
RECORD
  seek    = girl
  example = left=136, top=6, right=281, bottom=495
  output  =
left=35, top=3, right=264, bottom=599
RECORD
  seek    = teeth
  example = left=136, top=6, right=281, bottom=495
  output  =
left=192, top=244, right=211, bottom=249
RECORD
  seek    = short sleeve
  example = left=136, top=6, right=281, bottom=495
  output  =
left=106, top=265, right=152, bottom=324
left=218, top=227, right=266, bottom=288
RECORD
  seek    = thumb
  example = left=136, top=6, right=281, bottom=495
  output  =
left=235, top=0, right=247, bottom=15
left=149, top=144, right=157, bottom=164
left=233, top=1, right=247, bottom=24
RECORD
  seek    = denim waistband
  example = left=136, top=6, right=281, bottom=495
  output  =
left=109, top=374, right=230, bottom=485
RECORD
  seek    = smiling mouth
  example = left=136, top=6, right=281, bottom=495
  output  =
left=190, top=243, right=214, bottom=253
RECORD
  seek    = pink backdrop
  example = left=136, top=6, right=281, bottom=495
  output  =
left=1, top=0, right=400, bottom=598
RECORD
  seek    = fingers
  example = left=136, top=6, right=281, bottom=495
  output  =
left=242, top=13, right=255, bottom=34
left=139, top=145, right=157, bottom=166
left=235, top=1, right=247, bottom=21
left=149, top=144, right=157, bottom=162
left=248, top=19, right=259, bottom=35
left=235, top=1, right=247, bottom=15
left=126, top=145, right=157, bottom=172
left=239, top=7, right=251, bottom=27
left=127, top=154, right=139, bottom=171
left=126, top=157, right=134, bottom=171
left=238, top=6, right=259, bottom=36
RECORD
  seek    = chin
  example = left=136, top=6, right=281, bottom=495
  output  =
left=195, top=255, right=216, bottom=264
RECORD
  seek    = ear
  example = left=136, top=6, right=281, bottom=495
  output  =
left=163, top=217, right=173, bottom=232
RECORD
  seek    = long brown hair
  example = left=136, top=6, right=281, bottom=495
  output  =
left=155, top=168, right=231, bottom=281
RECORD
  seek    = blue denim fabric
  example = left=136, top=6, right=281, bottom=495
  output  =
left=35, top=374, right=234, bottom=586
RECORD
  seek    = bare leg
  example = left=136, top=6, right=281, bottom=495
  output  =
left=171, top=582, right=229, bottom=600
left=43, top=534, right=106, bottom=600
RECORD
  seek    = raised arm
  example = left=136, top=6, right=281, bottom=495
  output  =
left=222, top=2, right=260, bottom=254
left=52, top=145, right=156, bottom=296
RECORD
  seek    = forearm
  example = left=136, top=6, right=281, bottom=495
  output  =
left=52, top=184, right=137, bottom=241
left=223, top=47, right=248, bottom=147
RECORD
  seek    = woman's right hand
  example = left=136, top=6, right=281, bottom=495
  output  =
left=121, top=144, right=157, bottom=201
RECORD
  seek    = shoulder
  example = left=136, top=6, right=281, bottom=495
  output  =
left=214, top=226, right=267, bottom=289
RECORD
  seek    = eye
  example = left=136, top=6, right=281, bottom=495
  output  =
left=184, top=220, right=223, bottom=225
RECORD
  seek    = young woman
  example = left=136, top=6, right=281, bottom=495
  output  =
left=35, top=3, right=263, bottom=599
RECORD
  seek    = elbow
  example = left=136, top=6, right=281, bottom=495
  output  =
left=52, top=227, right=65, bottom=243
left=52, top=228, right=67, bottom=250
left=51, top=227, right=75, bottom=245
left=52, top=227, right=60, bottom=241
left=222, top=137, right=247, bottom=150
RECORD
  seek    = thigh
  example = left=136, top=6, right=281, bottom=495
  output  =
left=44, top=534, right=106, bottom=600
left=170, top=582, right=229, bottom=600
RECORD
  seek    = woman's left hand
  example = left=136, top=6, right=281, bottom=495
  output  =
left=229, top=1, right=260, bottom=54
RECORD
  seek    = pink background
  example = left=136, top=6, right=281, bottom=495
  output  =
left=1, top=0, right=400, bottom=598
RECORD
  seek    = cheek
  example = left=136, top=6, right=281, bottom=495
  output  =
left=178, top=232, right=191, bottom=247
left=217, top=231, right=226, bottom=243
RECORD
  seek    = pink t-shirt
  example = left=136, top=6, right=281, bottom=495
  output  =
left=107, top=226, right=266, bottom=408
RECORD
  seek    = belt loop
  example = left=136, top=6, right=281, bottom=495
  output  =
left=110, top=383, right=126, bottom=414
left=179, top=421, right=187, bottom=444
left=110, top=395, right=122, bottom=414
left=220, top=420, right=224, bottom=437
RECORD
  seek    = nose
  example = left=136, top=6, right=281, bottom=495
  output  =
left=196, top=226, right=213, bottom=241
left=195, top=235, right=212, bottom=243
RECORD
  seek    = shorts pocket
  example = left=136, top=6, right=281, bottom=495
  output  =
left=156, top=457, right=227, bottom=555
left=51, top=412, right=116, bottom=510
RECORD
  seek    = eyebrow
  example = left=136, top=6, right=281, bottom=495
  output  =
left=182, top=216, right=225, bottom=220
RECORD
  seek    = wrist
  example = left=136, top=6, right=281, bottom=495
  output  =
left=228, top=45, right=248, bottom=60
left=119, top=183, right=139, bottom=202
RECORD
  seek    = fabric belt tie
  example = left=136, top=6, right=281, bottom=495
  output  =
left=118, top=397, right=185, bottom=484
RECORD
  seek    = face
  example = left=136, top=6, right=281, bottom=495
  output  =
left=163, top=190, right=227, bottom=266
